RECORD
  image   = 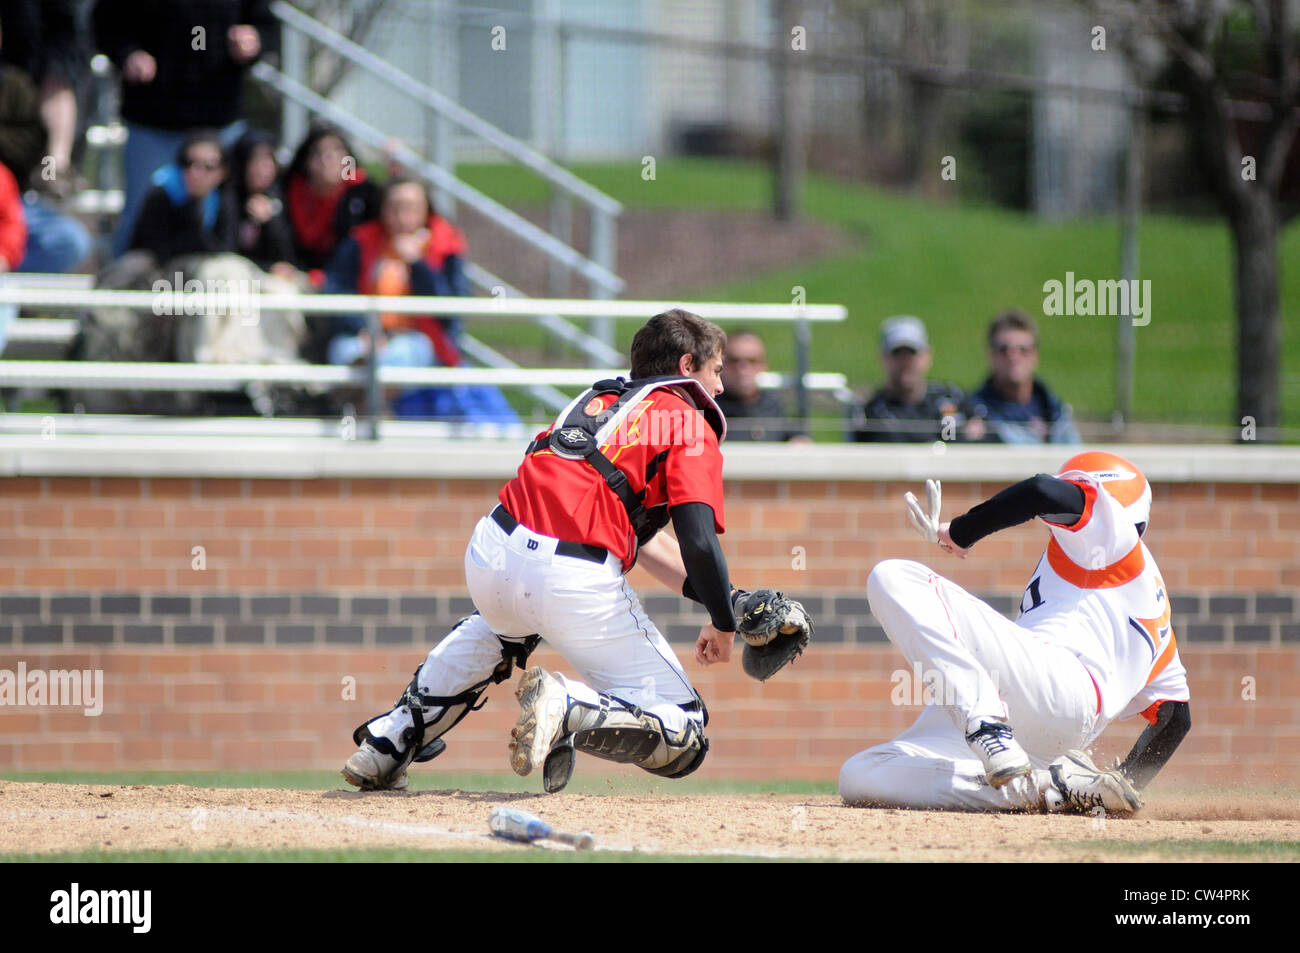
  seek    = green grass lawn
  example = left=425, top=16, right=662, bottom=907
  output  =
left=459, top=158, right=1300, bottom=431
left=0, top=846, right=794, bottom=863
left=12, top=841, right=1295, bottom=863
left=1062, top=839, right=1300, bottom=861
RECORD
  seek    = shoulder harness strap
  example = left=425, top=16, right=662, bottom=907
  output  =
left=524, top=376, right=725, bottom=545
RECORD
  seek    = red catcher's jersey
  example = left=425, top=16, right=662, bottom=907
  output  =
left=499, top=385, right=725, bottom=571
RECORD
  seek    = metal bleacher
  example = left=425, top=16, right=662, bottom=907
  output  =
left=0, top=284, right=848, bottom=439
left=0, top=3, right=851, bottom=441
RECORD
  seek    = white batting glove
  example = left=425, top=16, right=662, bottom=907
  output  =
left=904, top=479, right=942, bottom=543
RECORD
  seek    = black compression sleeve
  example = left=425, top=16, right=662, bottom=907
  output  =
left=1118, top=700, right=1191, bottom=790
left=671, top=502, right=736, bottom=632
left=948, top=474, right=1087, bottom=549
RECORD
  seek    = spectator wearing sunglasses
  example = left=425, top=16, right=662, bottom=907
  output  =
left=962, top=309, right=1080, bottom=444
left=128, top=130, right=237, bottom=265
left=713, top=329, right=809, bottom=442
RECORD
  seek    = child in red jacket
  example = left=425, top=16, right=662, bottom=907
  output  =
left=323, top=177, right=467, bottom=369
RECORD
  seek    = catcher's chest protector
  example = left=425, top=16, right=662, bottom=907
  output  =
left=526, top=376, right=726, bottom=547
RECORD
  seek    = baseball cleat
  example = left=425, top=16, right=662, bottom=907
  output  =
left=542, top=735, right=577, bottom=794
left=341, top=742, right=409, bottom=792
left=1047, top=749, right=1144, bottom=815
left=965, top=717, right=1032, bottom=788
left=509, top=666, right=570, bottom=778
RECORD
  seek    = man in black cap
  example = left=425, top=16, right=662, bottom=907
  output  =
left=849, top=315, right=965, bottom=443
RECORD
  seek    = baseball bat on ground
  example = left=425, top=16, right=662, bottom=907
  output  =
left=489, top=805, right=595, bottom=850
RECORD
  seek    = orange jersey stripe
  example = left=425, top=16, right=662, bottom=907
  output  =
left=1144, top=631, right=1177, bottom=687
left=1136, top=582, right=1176, bottom=686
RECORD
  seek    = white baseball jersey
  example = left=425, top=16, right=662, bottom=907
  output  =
left=1015, top=469, right=1189, bottom=726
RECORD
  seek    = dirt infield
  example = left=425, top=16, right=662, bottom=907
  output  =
left=1, top=780, right=1296, bottom=860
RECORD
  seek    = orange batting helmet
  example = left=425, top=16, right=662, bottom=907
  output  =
left=1058, top=450, right=1152, bottom=533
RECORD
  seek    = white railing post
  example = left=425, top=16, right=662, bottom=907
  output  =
left=589, top=207, right=617, bottom=348
left=794, top=317, right=812, bottom=430
left=365, top=310, right=383, bottom=440
left=281, top=25, right=309, bottom=154
left=549, top=193, right=572, bottom=299
left=429, top=0, right=459, bottom=219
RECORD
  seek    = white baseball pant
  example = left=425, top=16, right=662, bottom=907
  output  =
left=839, top=559, right=1099, bottom=811
left=367, top=513, right=701, bottom=747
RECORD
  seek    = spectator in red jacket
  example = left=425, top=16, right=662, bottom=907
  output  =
left=320, top=178, right=521, bottom=425
left=323, top=177, right=467, bottom=370
left=284, top=121, right=381, bottom=278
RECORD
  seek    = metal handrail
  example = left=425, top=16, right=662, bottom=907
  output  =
left=461, top=262, right=623, bottom=367
left=3, top=318, right=78, bottom=344
left=270, top=0, right=621, bottom=216
left=455, top=332, right=570, bottom=413
left=0, top=288, right=845, bottom=438
left=0, top=361, right=622, bottom=390
left=0, top=287, right=847, bottom=321
left=0, top=361, right=845, bottom=393
left=0, top=412, right=529, bottom=440
left=250, top=62, right=624, bottom=295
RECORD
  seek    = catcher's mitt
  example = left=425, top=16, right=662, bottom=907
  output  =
left=732, top=588, right=813, bottom=681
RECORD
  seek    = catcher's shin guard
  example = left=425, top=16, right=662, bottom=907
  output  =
left=350, top=628, right=541, bottom=788
left=541, top=691, right=709, bottom=792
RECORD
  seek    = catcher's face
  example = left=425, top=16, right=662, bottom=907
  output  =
left=680, top=348, right=725, bottom=398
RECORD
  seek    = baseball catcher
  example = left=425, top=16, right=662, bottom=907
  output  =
left=341, top=310, right=813, bottom=795
left=841, top=452, right=1191, bottom=815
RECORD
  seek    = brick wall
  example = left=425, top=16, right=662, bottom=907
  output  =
left=0, top=475, right=1296, bottom=783
left=0, top=646, right=1294, bottom=786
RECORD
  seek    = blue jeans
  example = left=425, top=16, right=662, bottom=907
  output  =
left=17, top=195, right=92, bottom=273
left=0, top=290, right=13, bottom=357
left=328, top=330, right=434, bottom=367
left=113, top=119, right=247, bottom=257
